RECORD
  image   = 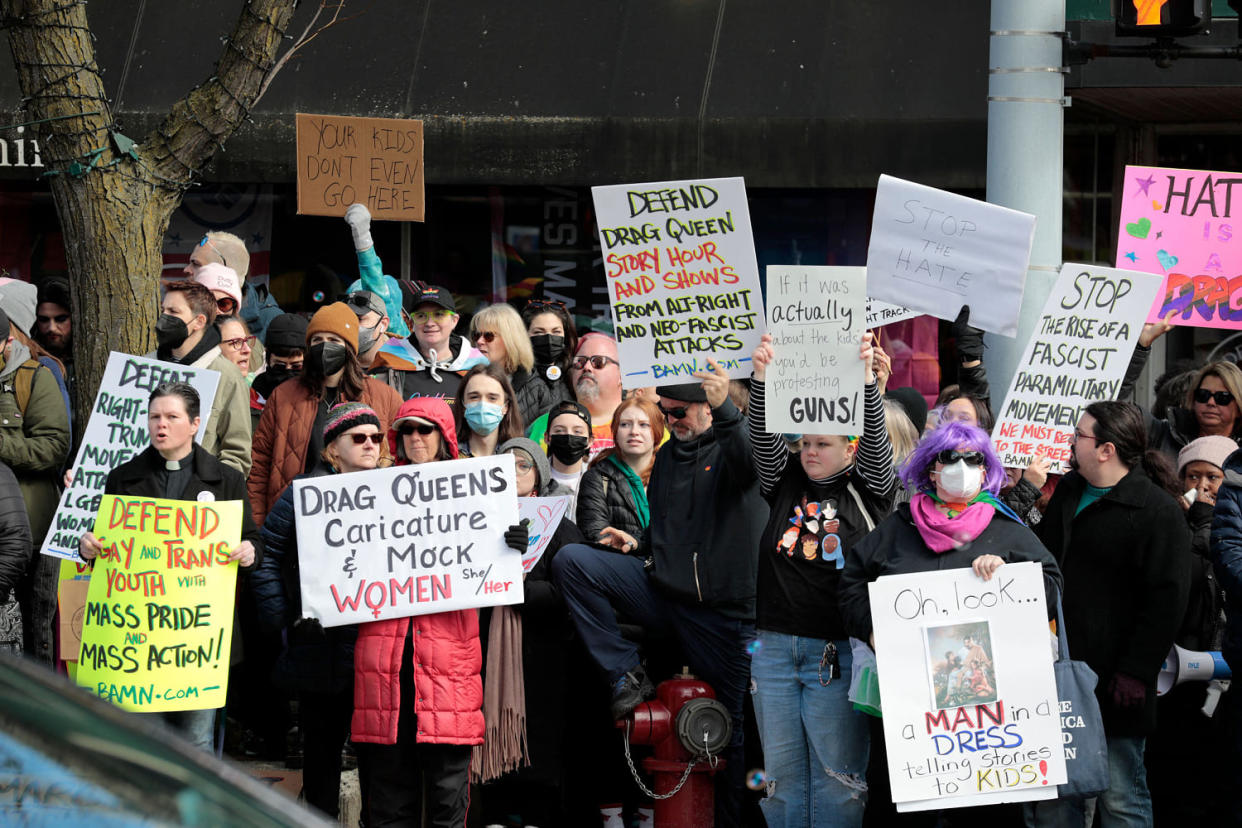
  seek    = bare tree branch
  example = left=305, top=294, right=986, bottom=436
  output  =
left=256, top=0, right=363, bottom=104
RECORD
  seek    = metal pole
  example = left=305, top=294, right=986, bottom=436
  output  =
left=983, top=0, right=1067, bottom=405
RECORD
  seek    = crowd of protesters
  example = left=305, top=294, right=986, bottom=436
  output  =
left=0, top=199, right=1236, bottom=828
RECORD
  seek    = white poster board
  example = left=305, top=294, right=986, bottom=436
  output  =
left=517, top=496, right=572, bottom=573
left=764, top=266, right=866, bottom=435
left=294, top=454, right=521, bottom=627
left=867, top=298, right=920, bottom=329
left=592, top=177, right=765, bottom=388
left=868, top=562, right=1065, bottom=811
left=992, top=264, right=1163, bottom=474
left=41, top=353, right=220, bottom=561
left=866, top=175, right=1036, bottom=337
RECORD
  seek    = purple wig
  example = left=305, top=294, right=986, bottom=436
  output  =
left=900, top=421, right=1007, bottom=496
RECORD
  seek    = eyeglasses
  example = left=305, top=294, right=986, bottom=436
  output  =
left=658, top=404, right=691, bottom=420
left=527, top=299, right=567, bottom=312
left=37, top=314, right=69, bottom=325
left=398, top=423, right=437, bottom=436
left=935, top=450, right=986, bottom=466
left=412, top=309, right=456, bottom=324
left=1071, top=430, right=1096, bottom=445
left=216, top=298, right=238, bottom=314
left=1195, top=388, right=1235, bottom=406
left=348, top=433, right=385, bottom=445
left=222, top=335, right=256, bottom=352
left=514, top=460, right=534, bottom=473
left=475, top=331, right=497, bottom=343
left=198, top=235, right=228, bottom=267
left=571, top=355, right=619, bottom=371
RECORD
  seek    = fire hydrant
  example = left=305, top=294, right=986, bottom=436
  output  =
left=620, top=669, right=732, bottom=828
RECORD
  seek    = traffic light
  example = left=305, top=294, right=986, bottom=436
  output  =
left=1114, top=0, right=1211, bottom=37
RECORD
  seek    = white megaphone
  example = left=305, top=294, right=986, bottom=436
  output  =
left=1156, top=645, right=1233, bottom=695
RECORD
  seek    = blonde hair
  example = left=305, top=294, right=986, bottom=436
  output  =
left=322, top=430, right=392, bottom=471
left=1186, top=361, right=1242, bottom=436
left=206, top=231, right=251, bottom=280
left=883, top=397, right=919, bottom=467
left=470, top=303, right=534, bottom=374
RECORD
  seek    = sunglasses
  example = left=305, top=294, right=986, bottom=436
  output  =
left=658, top=404, right=691, bottom=420
left=37, top=314, right=70, bottom=325
left=571, top=355, right=619, bottom=371
left=527, top=299, right=567, bottom=311
left=217, top=297, right=238, bottom=313
left=343, top=292, right=383, bottom=314
left=1194, top=388, right=1235, bottom=406
left=936, top=450, right=986, bottom=466
left=398, top=423, right=438, bottom=436
left=475, top=331, right=497, bottom=343
left=198, top=235, right=228, bottom=267
left=348, top=433, right=385, bottom=445
left=412, top=309, right=455, bottom=324
left=222, top=335, right=256, bottom=351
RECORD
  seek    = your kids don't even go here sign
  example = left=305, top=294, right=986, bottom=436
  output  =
left=593, top=176, right=765, bottom=388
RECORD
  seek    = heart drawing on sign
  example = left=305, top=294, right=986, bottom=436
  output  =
left=1157, top=249, right=1179, bottom=271
left=1125, top=217, right=1152, bottom=239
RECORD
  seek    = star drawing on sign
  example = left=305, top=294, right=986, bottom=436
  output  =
left=1124, top=252, right=1138, bottom=263
left=1135, top=174, right=1156, bottom=196
left=1156, top=231, right=1162, bottom=239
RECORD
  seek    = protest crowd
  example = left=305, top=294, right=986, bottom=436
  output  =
left=4, top=184, right=1242, bottom=828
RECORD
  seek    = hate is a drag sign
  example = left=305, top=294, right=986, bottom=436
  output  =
left=593, top=177, right=765, bottom=388
left=869, top=562, right=1065, bottom=811
left=294, top=454, right=521, bottom=627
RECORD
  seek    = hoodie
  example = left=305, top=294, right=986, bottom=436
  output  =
left=372, top=333, right=488, bottom=408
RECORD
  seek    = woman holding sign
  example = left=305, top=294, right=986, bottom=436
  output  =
left=746, top=330, right=894, bottom=828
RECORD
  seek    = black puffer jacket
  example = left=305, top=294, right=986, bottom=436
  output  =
left=0, top=460, right=31, bottom=598
left=511, top=366, right=555, bottom=428
left=576, top=456, right=645, bottom=546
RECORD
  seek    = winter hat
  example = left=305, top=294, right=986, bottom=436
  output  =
left=656, top=383, right=708, bottom=404
left=265, top=313, right=309, bottom=351
left=306, top=302, right=359, bottom=352
left=499, top=437, right=553, bottom=495
left=886, top=386, right=929, bottom=435
left=193, top=262, right=243, bottom=308
left=323, top=402, right=381, bottom=444
left=1177, top=435, right=1237, bottom=476
left=0, top=279, right=36, bottom=337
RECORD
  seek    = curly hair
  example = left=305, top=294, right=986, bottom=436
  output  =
left=900, top=421, right=1007, bottom=496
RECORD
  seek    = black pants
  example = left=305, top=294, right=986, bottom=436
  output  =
left=357, top=727, right=472, bottom=828
left=299, top=686, right=353, bottom=817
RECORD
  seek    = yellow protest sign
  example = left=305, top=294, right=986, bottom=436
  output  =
left=75, top=495, right=241, bottom=712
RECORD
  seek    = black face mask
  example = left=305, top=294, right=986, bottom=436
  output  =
left=155, top=314, right=190, bottom=350
left=548, top=433, right=590, bottom=465
left=531, top=334, right=565, bottom=364
left=252, top=366, right=299, bottom=398
left=308, top=342, right=350, bottom=376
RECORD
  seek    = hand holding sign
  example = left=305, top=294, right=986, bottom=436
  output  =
left=1138, top=310, right=1176, bottom=347
left=691, top=359, right=731, bottom=408
left=751, top=333, right=775, bottom=382
left=79, top=531, right=103, bottom=561
left=228, top=540, right=257, bottom=568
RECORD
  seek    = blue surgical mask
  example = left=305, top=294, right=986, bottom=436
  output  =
left=464, top=401, right=505, bottom=435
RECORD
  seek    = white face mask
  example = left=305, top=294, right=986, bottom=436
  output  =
left=936, top=460, right=984, bottom=500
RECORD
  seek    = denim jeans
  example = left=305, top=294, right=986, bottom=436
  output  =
left=1025, top=735, right=1149, bottom=828
left=140, top=707, right=217, bottom=753
left=750, top=630, right=869, bottom=828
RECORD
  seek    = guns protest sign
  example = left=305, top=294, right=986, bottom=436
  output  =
left=296, top=113, right=425, bottom=221
left=517, top=496, right=572, bottom=574
left=592, top=176, right=765, bottom=388
left=41, top=353, right=220, bottom=562
left=76, top=496, right=241, bottom=712
left=868, top=562, right=1065, bottom=811
left=992, top=264, right=1162, bottom=474
left=764, top=266, right=866, bottom=435
left=1114, top=164, right=1242, bottom=329
left=866, top=175, right=1036, bottom=337
left=294, top=454, right=522, bottom=627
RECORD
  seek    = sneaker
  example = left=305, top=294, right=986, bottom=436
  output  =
left=610, top=667, right=655, bottom=720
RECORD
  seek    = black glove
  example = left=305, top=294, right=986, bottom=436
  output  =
left=951, top=304, right=986, bottom=363
left=1187, top=498, right=1215, bottom=530
left=504, top=519, right=530, bottom=553
left=290, top=617, right=325, bottom=646
left=1107, top=673, right=1147, bottom=710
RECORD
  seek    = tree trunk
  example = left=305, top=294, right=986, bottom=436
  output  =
left=0, top=0, right=298, bottom=430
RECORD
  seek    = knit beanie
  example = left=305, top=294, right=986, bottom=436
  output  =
left=1177, top=434, right=1237, bottom=476
left=306, top=301, right=359, bottom=352
left=323, top=402, right=381, bottom=444
left=498, top=437, right=553, bottom=495
left=266, top=313, right=309, bottom=351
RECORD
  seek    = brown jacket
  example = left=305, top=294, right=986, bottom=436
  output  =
left=248, top=377, right=402, bottom=526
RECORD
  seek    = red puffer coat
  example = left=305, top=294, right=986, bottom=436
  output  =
left=351, top=396, right=485, bottom=746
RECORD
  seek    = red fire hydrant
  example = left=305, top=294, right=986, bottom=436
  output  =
left=620, top=669, right=732, bottom=828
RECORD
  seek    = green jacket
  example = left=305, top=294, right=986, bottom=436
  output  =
left=190, top=350, right=253, bottom=477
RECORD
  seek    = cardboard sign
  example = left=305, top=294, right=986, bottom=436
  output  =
left=764, top=266, right=866, bottom=435
left=76, top=496, right=241, bottom=712
left=57, top=577, right=90, bottom=662
left=866, top=175, right=1036, bottom=337
left=517, top=496, right=572, bottom=573
left=592, top=177, right=765, bottom=388
left=868, top=562, right=1065, bottom=811
left=41, top=353, right=220, bottom=562
left=1114, top=164, right=1242, bottom=329
left=296, top=113, right=425, bottom=221
left=993, top=264, right=1162, bottom=473
left=294, top=455, right=521, bottom=627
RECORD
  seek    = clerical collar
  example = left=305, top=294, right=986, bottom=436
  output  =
left=165, top=458, right=182, bottom=471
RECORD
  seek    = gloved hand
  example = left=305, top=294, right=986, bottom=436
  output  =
left=290, top=617, right=326, bottom=646
left=504, top=519, right=530, bottom=553
left=1107, top=672, right=1147, bottom=709
left=344, top=202, right=373, bottom=251
left=950, top=304, right=986, bottom=363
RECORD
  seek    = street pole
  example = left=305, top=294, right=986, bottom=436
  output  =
left=983, top=0, right=1067, bottom=405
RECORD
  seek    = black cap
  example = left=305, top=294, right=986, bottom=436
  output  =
left=265, top=313, right=309, bottom=351
left=37, top=278, right=71, bottom=310
left=547, top=399, right=592, bottom=431
left=656, top=383, right=708, bottom=403
left=411, top=285, right=456, bottom=313
left=886, top=386, right=928, bottom=434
